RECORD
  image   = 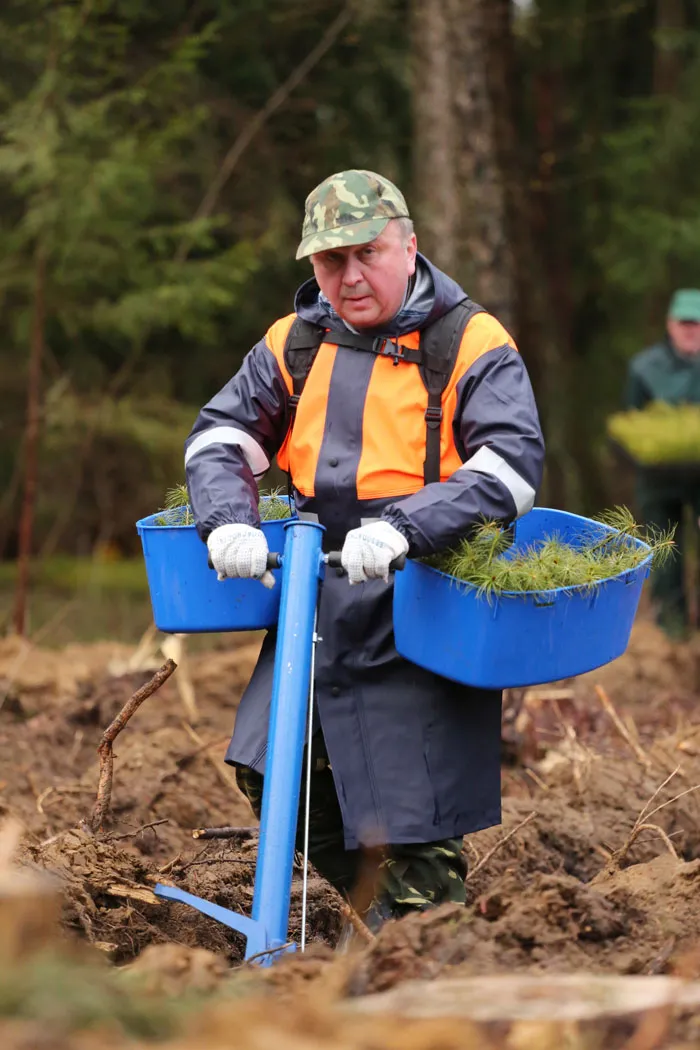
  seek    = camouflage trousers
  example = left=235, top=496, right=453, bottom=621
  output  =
left=234, top=731, right=466, bottom=919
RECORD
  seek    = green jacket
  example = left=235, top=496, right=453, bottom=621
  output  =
left=625, top=338, right=700, bottom=410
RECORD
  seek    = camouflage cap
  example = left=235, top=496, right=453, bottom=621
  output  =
left=296, top=169, right=410, bottom=260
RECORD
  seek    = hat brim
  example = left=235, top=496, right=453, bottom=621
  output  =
left=669, top=308, right=700, bottom=323
left=295, top=217, right=392, bottom=261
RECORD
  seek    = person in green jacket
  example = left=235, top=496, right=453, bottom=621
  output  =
left=624, top=288, right=700, bottom=637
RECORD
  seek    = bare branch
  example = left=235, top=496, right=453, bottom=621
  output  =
left=89, top=660, right=176, bottom=832
left=175, top=3, right=353, bottom=263
left=340, top=901, right=377, bottom=945
left=466, top=811, right=537, bottom=881
left=594, top=684, right=652, bottom=769
left=191, top=826, right=258, bottom=841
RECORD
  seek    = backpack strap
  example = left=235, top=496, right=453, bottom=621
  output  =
left=283, top=317, right=326, bottom=419
left=282, top=299, right=485, bottom=491
left=322, top=330, right=423, bottom=365
left=418, top=298, right=485, bottom=485
left=283, top=320, right=424, bottom=408
left=282, top=317, right=326, bottom=508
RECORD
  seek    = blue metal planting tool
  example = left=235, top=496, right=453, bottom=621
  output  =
left=154, top=519, right=325, bottom=965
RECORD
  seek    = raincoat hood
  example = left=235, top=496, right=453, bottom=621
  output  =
left=293, top=253, right=467, bottom=338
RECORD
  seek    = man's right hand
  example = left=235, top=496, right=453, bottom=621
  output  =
left=207, top=524, right=275, bottom=588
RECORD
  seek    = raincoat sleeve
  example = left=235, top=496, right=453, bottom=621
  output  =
left=185, top=326, right=291, bottom=540
left=382, top=345, right=545, bottom=557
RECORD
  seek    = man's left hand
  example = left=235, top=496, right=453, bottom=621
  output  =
left=341, top=521, right=409, bottom=585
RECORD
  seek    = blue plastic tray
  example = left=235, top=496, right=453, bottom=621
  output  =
left=136, top=499, right=294, bottom=633
left=393, top=508, right=652, bottom=689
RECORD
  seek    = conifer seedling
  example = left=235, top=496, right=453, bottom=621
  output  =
left=425, top=507, right=674, bottom=599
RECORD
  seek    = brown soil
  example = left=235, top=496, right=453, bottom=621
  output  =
left=0, top=633, right=342, bottom=963
left=1, top=619, right=700, bottom=1045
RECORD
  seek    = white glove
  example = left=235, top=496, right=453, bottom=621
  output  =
left=341, top=521, right=409, bottom=585
left=207, top=524, right=275, bottom=589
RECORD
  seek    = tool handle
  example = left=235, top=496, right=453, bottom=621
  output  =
left=210, top=552, right=406, bottom=573
left=326, top=551, right=406, bottom=573
left=208, top=553, right=282, bottom=572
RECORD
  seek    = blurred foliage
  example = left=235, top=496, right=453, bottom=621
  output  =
left=0, top=554, right=147, bottom=592
left=35, top=383, right=197, bottom=555
left=0, top=0, right=410, bottom=557
left=0, top=947, right=255, bottom=1041
left=512, top=0, right=700, bottom=505
left=3, top=0, right=700, bottom=560
left=608, top=401, right=700, bottom=464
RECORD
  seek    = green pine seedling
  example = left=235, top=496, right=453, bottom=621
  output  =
left=153, top=484, right=291, bottom=525
left=425, top=508, right=674, bottom=599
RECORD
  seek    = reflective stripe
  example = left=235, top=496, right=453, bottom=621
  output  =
left=298, top=511, right=319, bottom=522
left=460, top=446, right=535, bottom=517
left=185, top=426, right=270, bottom=478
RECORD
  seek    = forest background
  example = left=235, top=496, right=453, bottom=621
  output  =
left=2, top=0, right=699, bottom=639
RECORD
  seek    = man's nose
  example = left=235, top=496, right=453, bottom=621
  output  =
left=341, top=255, right=363, bottom=286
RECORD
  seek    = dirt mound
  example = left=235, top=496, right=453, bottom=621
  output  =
left=561, top=619, right=698, bottom=747
left=0, top=634, right=344, bottom=964
left=2, top=619, right=700, bottom=992
left=0, top=641, right=260, bottom=849
left=346, top=854, right=700, bottom=997
left=20, top=826, right=341, bottom=964
left=595, top=854, right=700, bottom=952
left=345, top=876, right=635, bottom=996
left=345, top=677, right=700, bottom=995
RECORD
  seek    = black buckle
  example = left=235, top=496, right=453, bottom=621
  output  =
left=289, top=394, right=300, bottom=409
left=376, top=338, right=406, bottom=367
left=425, top=405, right=443, bottom=425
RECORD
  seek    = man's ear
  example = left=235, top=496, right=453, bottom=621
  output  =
left=407, top=233, right=418, bottom=276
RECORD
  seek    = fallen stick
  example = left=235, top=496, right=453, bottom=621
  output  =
left=634, top=823, right=678, bottom=859
left=108, top=818, right=169, bottom=842
left=610, top=766, right=700, bottom=868
left=643, top=781, right=700, bottom=824
left=181, top=857, right=256, bottom=868
left=175, top=735, right=230, bottom=767
left=594, top=684, right=652, bottom=768
left=161, top=634, right=197, bottom=721
left=340, top=901, right=376, bottom=946
left=104, top=882, right=160, bottom=906
left=181, top=722, right=241, bottom=795
left=466, top=811, right=537, bottom=882
left=192, top=826, right=258, bottom=841
left=89, top=660, right=176, bottom=833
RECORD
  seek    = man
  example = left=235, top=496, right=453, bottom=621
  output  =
left=624, top=288, right=700, bottom=637
left=185, top=170, right=544, bottom=929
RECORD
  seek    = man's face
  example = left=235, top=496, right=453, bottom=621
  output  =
left=310, top=221, right=417, bottom=329
left=668, top=318, right=700, bottom=356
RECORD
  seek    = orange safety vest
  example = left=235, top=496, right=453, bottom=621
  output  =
left=267, top=310, right=516, bottom=502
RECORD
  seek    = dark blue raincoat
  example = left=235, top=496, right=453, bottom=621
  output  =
left=186, top=257, right=545, bottom=847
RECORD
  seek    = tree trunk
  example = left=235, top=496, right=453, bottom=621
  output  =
left=481, top=0, right=583, bottom=509
left=448, top=0, right=516, bottom=333
left=411, top=0, right=458, bottom=273
left=13, top=243, right=47, bottom=637
left=411, top=0, right=588, bottom=508
left=411, top=0, right=516, bottom=329
left=653, top=0, right=686, bottom=96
